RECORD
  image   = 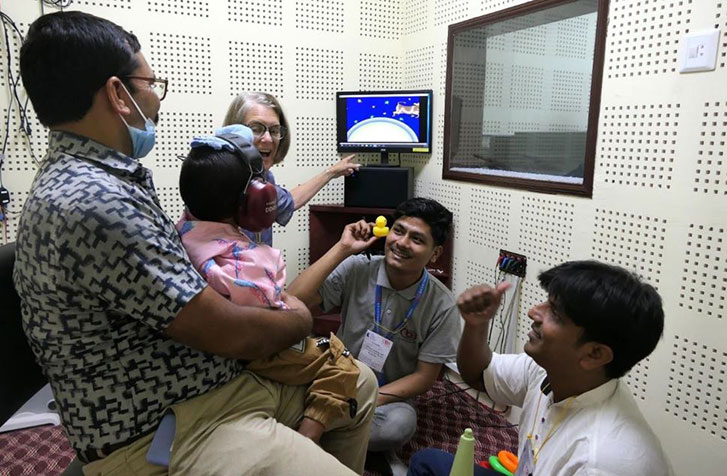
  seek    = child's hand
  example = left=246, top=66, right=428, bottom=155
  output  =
left=297, top=417, right=324, bottom=444
left=280, top=292, right=308, bottom=314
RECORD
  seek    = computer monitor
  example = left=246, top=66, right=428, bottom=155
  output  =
left=336, top=90, right=433, bottom=164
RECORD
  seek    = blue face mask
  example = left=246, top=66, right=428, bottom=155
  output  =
left=119, top=83, right=156, bottom=159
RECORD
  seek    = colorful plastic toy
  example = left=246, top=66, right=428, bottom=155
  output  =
left=448, top=428, right=475, bottom=476
left=488, top=455, right=513, bottom=476
left=373, top=215, right=389, bottom=237
left=497, top=450, right=518, bottom=473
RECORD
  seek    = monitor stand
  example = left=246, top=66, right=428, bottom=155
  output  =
left=375, top=149, right=399, bottom=167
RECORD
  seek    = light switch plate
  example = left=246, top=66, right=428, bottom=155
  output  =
left=679, top=29, right=721, bottom=73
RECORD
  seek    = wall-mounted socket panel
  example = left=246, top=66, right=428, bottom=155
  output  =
left=679, top=29, right=720, bottom=73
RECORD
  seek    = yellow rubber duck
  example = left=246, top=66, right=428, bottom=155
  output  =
left=373, top=216, right=389, bottom=237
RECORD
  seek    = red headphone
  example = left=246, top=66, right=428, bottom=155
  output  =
left=216, top=133, right=278, bottom=232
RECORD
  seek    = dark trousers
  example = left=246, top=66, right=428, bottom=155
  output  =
left=407, top=448, right=501, bottom=476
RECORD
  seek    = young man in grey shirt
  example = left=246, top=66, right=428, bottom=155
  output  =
left=289, top=198, right=461, bottom=474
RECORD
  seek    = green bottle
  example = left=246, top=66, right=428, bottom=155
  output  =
left=448, top=428, right=475, bottom=476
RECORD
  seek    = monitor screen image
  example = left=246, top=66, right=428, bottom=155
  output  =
left=336, top=90, right=432, bottom=154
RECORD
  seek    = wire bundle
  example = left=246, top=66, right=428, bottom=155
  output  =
left=489, top=265, right=523, bottom=355
left=41, top=0, right=73, bottom=8
left=1, top=8, right=43, bottom=175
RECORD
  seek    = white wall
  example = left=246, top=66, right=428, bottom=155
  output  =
left=1, top=0, right=726, bottom=474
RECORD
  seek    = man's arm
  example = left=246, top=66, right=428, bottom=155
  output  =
left=165, top=288, right=312, bottom=361
left=377, top=360, right=441, bottom=406
left=287, top=219, right=379, bottom=308
left=456, top=283, right=511, bottom=391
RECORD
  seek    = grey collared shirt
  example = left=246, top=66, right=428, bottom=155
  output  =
left=320, top=255, right=461, bottom=383
left=13, top=131, right=243, bottom=455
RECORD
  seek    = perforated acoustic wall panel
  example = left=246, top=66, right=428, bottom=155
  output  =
left=227, top=0, right=283, bottom=25
left=434, top=112, right=445, bottom=167
left=591, top=208, right=667, bottom=289
left=403, top=0, right=430, bottom=35
left=434, top=0, right=469, bottom=27
left=0, top=21, right=45, bottom=174
left=517, top=196, right=575, bottom=270
left=3, top=1, right=727, bottom=474
left=149, top=32, right=212, bottom=96
left=0, top=20, right=24, bottom=90
left=427, top=181, right=462, bottom=240
left=680, top=224, right=726, bottom=319
left=294, top=116, right=337, bottom=168
left=600, top=104, right=679, bottom=190
left=74, top=0, right=131, bottom=8
left=668, top=336, right=727, bottom=441
left=607, top=0, right=692, bottom=78
left=515, top=278, right=546, bottom=350
left=361, top=0, right=401, bottom=39
left=359, top=53, right=402, bottom=90
left=148, top=0, right=210, bottom=17
left=624, top=356, right=652, bottom=402
left=469, top=188, right=511, bottom=252
left=295, top=0, right=345, bottom=33
left=477, top=0, right=524, bottom=16
left=156, top=185, right=186, bottom=222
left=2, top=190, right=28, bottom=240
left=156, top=112, right=215, bottom=168
left=695, top=101, right=726, bottom=194
left=437, top=41, right=448, bottom=102
left=0, top=107, right=47, bottom=173
left=718, top=2, right=727, bottom=68
left=295, top=47, right=344, bottom=100
left=404, top=45, right=435, bottom=89
left=309, top=180, right=344, bottom=205
left=229, top=42, right=285, bottom=97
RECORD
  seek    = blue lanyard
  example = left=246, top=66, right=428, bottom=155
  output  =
left=374, top=273, right=429, bottom=340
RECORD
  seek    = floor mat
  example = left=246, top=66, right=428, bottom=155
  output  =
left=0, top=425, right=75, bottom=476
left=365, top=378, right=519, bottom=476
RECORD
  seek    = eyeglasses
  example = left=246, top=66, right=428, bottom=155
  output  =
left=245, top=121, right=287, bottom=140
left=124, top=75, right=168, bottom=101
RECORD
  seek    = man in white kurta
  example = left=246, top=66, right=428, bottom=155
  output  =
left=409, top=260, right=673, bottom=476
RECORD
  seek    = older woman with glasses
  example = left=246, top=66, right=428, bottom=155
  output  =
left=223, top=92, right=359, bottom=245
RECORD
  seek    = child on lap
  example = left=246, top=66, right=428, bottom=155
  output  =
left=176, top=125, right=359, bottom=442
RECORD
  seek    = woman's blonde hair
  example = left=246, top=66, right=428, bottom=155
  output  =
left=223, top=92, right=291, bottom=165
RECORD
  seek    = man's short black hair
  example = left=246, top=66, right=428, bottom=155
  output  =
left=392, top=197, right=453, bottom=246
left=20, top=11, right=141, bottom=127
left=179, top=147, right=252, bottom=222
left=538, top=261, right=664, bottom=379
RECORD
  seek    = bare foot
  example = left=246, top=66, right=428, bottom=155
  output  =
left=297, top=417, right=325, bottom=444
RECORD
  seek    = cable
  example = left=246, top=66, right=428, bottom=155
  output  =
left=441, top=376, right=516, bottom=426
left=0, top=206, right=8, bottom=245
left=0, top=9, right=41, bottom=181
left=0, top=9, right=38, bottom=226
left=41, top=0, right=73, bottom=8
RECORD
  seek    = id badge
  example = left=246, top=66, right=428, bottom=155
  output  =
left=358, top=329, right=393, bottom=372
left=514, top=439, right=535, bottom=476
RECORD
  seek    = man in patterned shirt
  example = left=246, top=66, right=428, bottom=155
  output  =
left=14, top=11, right=376, bottom=476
